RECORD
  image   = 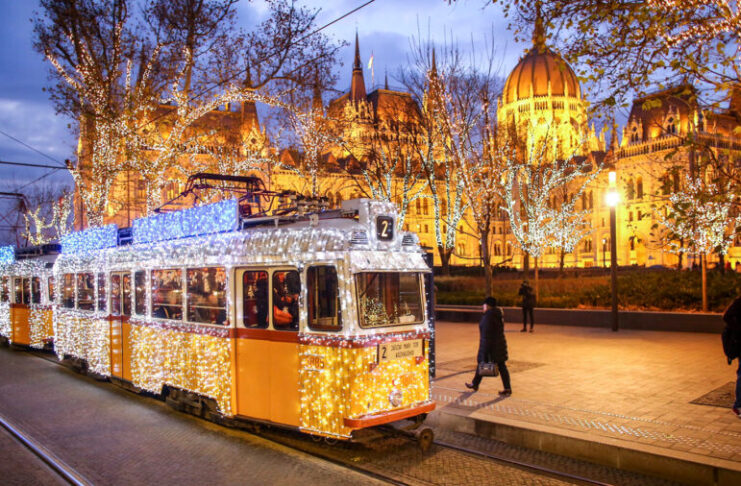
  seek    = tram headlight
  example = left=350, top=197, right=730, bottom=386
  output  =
left=389, top=388, right=403, bottom=407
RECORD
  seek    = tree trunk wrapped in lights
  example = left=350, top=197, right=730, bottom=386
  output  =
left=660, top=172, right=740, bottom=310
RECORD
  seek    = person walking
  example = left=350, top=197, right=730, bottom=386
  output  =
left=466, top=296, right=511, bottom=395
left=518, top=280, right=535, bottom=332
left=722, top=294, right=741, bottom=418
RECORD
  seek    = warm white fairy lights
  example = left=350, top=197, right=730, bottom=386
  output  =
left=50, top=199, right=432, bottom=433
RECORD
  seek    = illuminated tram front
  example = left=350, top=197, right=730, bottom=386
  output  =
left=51, top=198, right=434, bottom=439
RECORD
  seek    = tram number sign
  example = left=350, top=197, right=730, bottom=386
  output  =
left=376, top=216, right=394, bottom=241
left=378, top=339, right=423, bottom=363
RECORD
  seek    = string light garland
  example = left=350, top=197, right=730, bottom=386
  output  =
left=61, top=224, right=118, bottom=254
left=52, top=199, right=432, bottom=433
left=133, top=199, right=238, bottom=244
left=0, top=246, right=13, bottom=265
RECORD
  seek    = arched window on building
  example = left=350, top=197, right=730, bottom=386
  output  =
left=494, top=243, right=502, bottom=257
left=581, top=193, right=587, bottom=211
left=636, top=177, right=643, bottom=199
left=629, top=236, right=636, bottom=251
left=506, top=242, right=513, bottom=256
left=588, top=191, right=594, bottom=210
left=422, top=198, right=429, bottom=216
left=673, top=172, right=680, bottom=193
left=626, top=179, right=635, bottom=200
left=666, top=116, right=677, bottom=134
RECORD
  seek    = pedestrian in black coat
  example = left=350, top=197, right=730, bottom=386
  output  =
left=466, top=296, right=511, bottom=395
left=519, top=280, right=535, bottom=332
left=722, top=295, right=741, bottom=418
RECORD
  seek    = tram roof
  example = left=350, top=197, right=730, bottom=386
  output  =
left=56, top=198, right=428, bottom=273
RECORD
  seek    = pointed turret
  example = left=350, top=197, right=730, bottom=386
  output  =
left=384, top=70, right=389, bottom=90
left=350, top=32, right=367, bottom=101
left=312, top=75, right=323, bottom=114
left=431, top=47, right=438, bottom=79
left=241, top=67, right=259, bottom=131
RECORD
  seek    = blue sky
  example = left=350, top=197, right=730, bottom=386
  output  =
left=0, top=0, right=529, bottom=192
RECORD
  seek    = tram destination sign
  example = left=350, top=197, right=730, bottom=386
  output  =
left=378, top=339, right=423, bottom=363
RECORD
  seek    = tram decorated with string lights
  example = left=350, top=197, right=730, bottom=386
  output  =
left=0, top=178, right=435, bottom=442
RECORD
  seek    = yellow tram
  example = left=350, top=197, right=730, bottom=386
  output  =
left=0, top=244, right=57, bottom=349
left=51, top=197, right=435, bottom=439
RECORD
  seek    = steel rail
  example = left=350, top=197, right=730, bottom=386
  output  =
left=0, top=412, right=93, bottom=486
left=434, top=438, right=615, bottom=486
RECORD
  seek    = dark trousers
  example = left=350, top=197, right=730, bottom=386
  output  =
left=735, top=359, right=741, bottom=409
left=472, top=361, right=511, bottom=390
left=522, top=307, right=534, bottom=329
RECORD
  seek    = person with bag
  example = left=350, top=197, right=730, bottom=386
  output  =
left=466, top=296, right=511, bottom=395
left=722, top=294, right=741, bottom=418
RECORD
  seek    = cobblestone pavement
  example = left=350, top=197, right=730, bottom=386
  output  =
left=432, top=321, right=741, bottom=464
left=0, top=425, right=68, bottom=486
left=0, top=345, right=675, bottom=486
left=0, top=347, right=386, bottom=486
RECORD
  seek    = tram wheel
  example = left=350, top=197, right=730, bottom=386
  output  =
left=414, top=427, right=434, bottom=452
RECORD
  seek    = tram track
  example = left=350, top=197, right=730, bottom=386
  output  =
left=0, top=412, right=92, bottom=486
left=24, top=347, right=631, bottom=486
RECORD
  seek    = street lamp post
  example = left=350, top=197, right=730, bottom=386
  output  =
left=605, top=170, right=620, bottom=332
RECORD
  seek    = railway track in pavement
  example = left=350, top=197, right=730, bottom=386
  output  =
left=11, top=347, right=680, bottom=486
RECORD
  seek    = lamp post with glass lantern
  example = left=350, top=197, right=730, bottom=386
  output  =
left=605, top=170, right=620, bottom=332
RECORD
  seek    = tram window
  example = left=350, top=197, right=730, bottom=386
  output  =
left=48, top=276, right=55, bottom=302
left=110, top=274, right=122, bottom=316
left=242, top=270, right=268, bottom=328
left=272, top=270, right=299, bottom=330
left=77, top=273, right=95, bottom=311
left=152, top=269, right=182, bottom=320
left=1, top=277, right=8, bottom=302
left=62, top=274, right=75, bottom=308
left=355, top=272, right=424, bottom=328
left=307, top=266, right=341, bottom=331
left=122, top=273, right=132, bottom=316
left=13, top=278, right=25, bottom=305
left=134, top=271, right=146, bottom=316
left=97, top=273, right=107, bottom=313
left=31, top=277, right=41, bottom=304
left=187, top=267, right=226, bottom=325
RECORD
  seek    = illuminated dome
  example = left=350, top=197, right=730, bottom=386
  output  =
left=502, top=47, right=581, bottom=104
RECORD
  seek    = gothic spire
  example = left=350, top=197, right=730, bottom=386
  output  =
left=350, top=31, right=367, bottom=101
left=384, top=69, right=389, bottom=90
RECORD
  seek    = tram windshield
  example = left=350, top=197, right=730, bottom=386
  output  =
left=355, top=272, right=424, bottom=328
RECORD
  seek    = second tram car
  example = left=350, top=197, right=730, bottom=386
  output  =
left=50, top=197, right=434, bottom=439
left=0, top=244, right=57, bottom=349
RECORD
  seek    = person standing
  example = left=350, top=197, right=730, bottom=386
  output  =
left=466, top=296, right=511, bottom=395
left=722, top=295, right=741, bottom=418
left=518, top=280, right=535, bottom=332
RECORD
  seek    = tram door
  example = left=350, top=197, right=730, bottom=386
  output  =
left=234, top=268, right=300, bottom=426
left=109, top=272, right=132, bottom=380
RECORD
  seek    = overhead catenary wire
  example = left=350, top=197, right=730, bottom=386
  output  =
left=0, top=127, right=66, bottom=167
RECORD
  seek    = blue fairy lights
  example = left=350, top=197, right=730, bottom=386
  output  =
left=0, top=245, right=14, bottom=264
left=133, top=199, right=239, bottom=245
left=61, top=224, right=118, bottom=254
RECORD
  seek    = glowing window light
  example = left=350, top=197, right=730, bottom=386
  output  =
left=0, top=246, right=14, bottom=265
left=61, top=224, right=119, bottom=254
left=133, top=199, right=239, bottom=245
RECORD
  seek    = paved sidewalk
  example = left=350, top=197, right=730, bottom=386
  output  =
left=430, top=320, right=741, bottom=484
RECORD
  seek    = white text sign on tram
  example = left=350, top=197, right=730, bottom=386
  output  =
left=377, top=339, right=423, bottom=363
